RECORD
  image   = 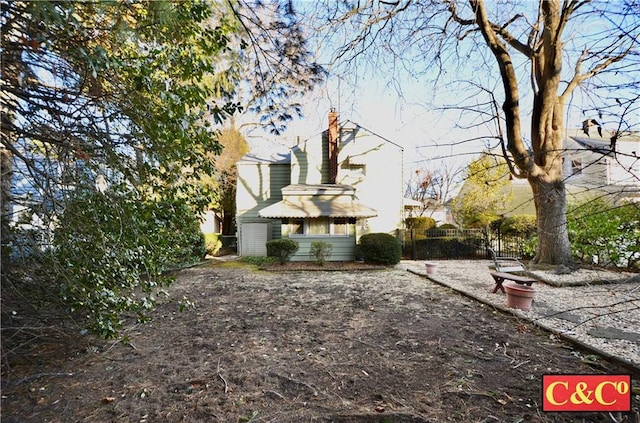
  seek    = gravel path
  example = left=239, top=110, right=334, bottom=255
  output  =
left=398, top=260, right=640, bottom=370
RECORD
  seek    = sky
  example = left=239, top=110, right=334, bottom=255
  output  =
left=242, top=1, right=639, bottom=199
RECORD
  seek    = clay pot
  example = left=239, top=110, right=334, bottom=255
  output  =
left=504, top=282, right=535, bottom=311
left=425, top=262, right=438, bottom=275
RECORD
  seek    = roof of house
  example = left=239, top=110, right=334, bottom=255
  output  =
left=259, top=198, right=378, bottom=218
left=289, top=119, right=404, bottom=152
left=282, top=184, right=356, bottom=195
left=236, top=152, right=291, bottom=164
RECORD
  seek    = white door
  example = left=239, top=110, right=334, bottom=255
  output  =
left=240, top=222, right=272, bottom=256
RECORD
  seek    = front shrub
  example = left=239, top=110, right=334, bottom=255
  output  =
left=266, top=239, right=299, bottom=264
left=437, top=223, right=457, bottom=230
left=358, top=233, right=402, bottom=265
left=310, top=241, right=332, bottom=265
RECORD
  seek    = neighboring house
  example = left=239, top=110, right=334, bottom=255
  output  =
left=235, top=110, right=405, bottom=261
left=404, top=197, right=452, bottom=226
left=452, top=127, right=640, bottom=221
left=564, top=128, right=640, bottom=203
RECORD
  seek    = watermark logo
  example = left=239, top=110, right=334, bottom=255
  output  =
left=542, top=374, right=631, bottom=412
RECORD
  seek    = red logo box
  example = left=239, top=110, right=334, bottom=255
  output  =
left=542, top=374, right=631, bottom=412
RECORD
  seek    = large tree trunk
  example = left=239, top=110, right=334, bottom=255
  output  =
left=529, top=177, right=572, bottom=265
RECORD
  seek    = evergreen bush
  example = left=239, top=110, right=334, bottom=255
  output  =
left=568, top=198, right=640, bottom=268
left=47, top=187, right=205, bottom=338
left=358, top=233, right=402, bottom=265
left=266, top=239, right=299, bottom=264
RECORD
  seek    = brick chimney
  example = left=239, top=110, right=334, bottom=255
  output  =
left=328, top=108, right=339, bottom=184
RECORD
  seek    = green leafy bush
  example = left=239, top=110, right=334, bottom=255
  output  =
left=47, top=187, right=205, bottom=338
left=266, top=239, right=299, bottom=264
left=521, top=235, right=537, bottom=260
left=437, top=223, right=457, bottom=230
left=500, top=215, right=536, bottom=236
left=568, top=198, right=640, bottom=268
left=358, top=233, right=402, bottom=265
left=310, top=241, right=332, bottom=265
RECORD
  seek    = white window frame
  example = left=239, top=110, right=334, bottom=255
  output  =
left=286, top=217, right=352, bottom=237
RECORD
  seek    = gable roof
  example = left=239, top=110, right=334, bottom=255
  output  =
left=289, top=119, right=404, bottom=152
left=237, top=152, right=290, bottom=164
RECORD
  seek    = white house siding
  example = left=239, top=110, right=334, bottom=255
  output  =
left=610, top=140, right=640, bottom=186
left=290, top=135, right=329, bottom=185
left=565, top=134, right=640, bottom=198
left=236, top=156, right=290, bottom=256
left=337, top=125, right=404, bottom=237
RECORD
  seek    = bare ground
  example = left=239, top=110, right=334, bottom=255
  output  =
left=2, top=260, right=639, bottom=422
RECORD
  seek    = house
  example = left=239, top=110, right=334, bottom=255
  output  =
left=563, top=128, right=640, bottom=203
left=235, top=110, right=405, bottom=261
left=404, top=197, right=453, bottom=226
left=451, top=127, right=640, bottom=221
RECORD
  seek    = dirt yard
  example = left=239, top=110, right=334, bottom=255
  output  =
left=2, top=261, right=639, bottom=422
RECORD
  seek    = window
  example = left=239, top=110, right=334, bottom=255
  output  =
left=289, top=218, right=304, bottom=235
left=285, top=217, right=352, bottom=237
left=332, top=218, right=348, bottom=235
left=308, top=218, right=330, bottom=235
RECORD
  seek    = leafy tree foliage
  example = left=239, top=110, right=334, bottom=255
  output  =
left=199, top=122, right=249, bottom=236
left=498, top=215, right=536, bottom=237
left=1, top=0, right=323, bottom=338
left=451, top=154, right=510, bottom=228
left=49, top=187, right=205, bottom=338
left=568, top=198, right=640, bottom=269
left=405, top=217, right=437, bottom=232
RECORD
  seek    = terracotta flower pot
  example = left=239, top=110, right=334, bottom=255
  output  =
left=504, top=282, right=535, bottom=311
left=425, top=262, right=438, bottom=275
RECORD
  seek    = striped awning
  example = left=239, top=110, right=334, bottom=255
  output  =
left=259, top=199, right=377, bottom=218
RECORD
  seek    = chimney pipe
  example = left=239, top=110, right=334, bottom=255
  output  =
left=328, top=108, right=339, bottom=184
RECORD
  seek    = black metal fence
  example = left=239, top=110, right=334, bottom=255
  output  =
left=403, top=228, right=531, bottom=260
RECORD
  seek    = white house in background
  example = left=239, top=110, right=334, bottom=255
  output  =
left=564, top=128, right=640, bottom=202
left=235, top=110, right=405, bottom=261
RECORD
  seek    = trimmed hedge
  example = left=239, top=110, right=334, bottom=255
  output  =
left=358, top=233, right=402, bottom=265
left=266, top=239, right=299, bottom=264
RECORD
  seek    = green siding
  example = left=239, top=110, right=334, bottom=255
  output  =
left=288, top=236, right=356, bottom=262
left=236, top=161, right=290, bottom=256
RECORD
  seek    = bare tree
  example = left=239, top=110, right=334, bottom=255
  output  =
left=311, top=1, right=640, bottom=265
left=405, top=164, right=462, bottom=217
